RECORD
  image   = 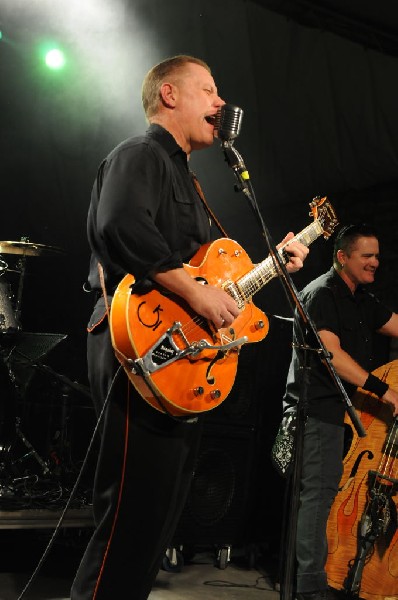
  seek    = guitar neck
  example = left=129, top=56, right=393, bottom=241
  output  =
left=236, top=219, right=324, bottom=300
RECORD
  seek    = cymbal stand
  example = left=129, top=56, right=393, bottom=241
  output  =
left=13, top=242, right=28, bottom=330
left=13, top=418, right=50, bottom=476
left=0, top=344, right=50, bottom=484
left=0, top=256, right=7, bottom=276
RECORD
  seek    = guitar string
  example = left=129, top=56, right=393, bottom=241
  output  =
left=177, top=225, right=322, bottom=340
left=374, top=367, right=398, bottom=483
left=368, top=411, right=398, bottom=501
left=355, top=373, right=398, bottom=534
left=377, top=422, right=392, bottom=482
left=153, top=215, right=330, bottom=352
left=179, top=219, right=324, bottom=336
left=378, top=416, right=398, bottom=483
left=389, top=418, right=398, bottom=480
left=238, top=223, right=321, bottom=299
left=363, top=417, right=398, bottom=534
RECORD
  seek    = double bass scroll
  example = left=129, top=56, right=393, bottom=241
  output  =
left=326, top=360, right=398, bottom=600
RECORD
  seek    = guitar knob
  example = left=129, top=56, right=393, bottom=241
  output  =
left=210, top=389, right=221, bottom=400
left=193, top=386, right=204, bottom=396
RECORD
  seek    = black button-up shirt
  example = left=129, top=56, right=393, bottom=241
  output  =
left=87, top=124, right=211, bottom=293
left=284, top=267, right=392, bottom=424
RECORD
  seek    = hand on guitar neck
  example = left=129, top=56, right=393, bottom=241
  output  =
left=275, top=231, right=309, bottom=273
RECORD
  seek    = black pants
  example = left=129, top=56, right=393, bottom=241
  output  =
left=296, top=417, right=344, bottom=593
left=71, top=314, right=203, bottom=600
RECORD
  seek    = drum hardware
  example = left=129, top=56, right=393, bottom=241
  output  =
left=12, top=417, right=50, bottom=475
left=0, top=278, right=19, bottom=335
left=0, top=238, right=93, bottom=507
left=0, top=344, right=51, bottom=488
left=13, top=254, right=26, bottom=331
left=0, top=239, right=65, bottom=257
left=0, top=333, right=67, bottom=479
left=0, top=236, right=66, bottom=334
left=0, top=257, right=7, bottom=273
left=0, top=333, right=92, bottom=506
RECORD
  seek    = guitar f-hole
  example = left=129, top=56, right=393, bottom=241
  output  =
left=206, top=350, right=226, bottom=384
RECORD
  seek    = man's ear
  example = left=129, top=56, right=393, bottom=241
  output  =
left=336, top=249, right=345, bottom=265
left=160, top=82, right=177, bottom=108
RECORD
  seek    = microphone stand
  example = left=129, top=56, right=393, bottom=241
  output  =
left=220, top=140, right=366, bottom=600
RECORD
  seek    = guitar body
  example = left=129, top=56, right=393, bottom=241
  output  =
left=110, top=238, right=269, bottom=416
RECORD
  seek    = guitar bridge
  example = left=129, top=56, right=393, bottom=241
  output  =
left=127, top=321, right=247, bottom=376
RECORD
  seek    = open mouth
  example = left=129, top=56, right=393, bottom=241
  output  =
left=205, top=114, right=216, bottom=126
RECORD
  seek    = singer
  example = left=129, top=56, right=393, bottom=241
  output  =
left=71, top=54, right=309, bottom=600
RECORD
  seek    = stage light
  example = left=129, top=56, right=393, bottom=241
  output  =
left=44, top=48, right=66, bottom=70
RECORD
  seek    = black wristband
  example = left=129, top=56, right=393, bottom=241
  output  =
left=363, top=373, right=389, bottom=399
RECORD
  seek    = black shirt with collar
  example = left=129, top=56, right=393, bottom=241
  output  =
left=87, top=124, right=212, bottom=293
left=284, top=267, right=392, bottom=425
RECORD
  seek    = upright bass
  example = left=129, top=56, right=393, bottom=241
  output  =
left=326, top=360, right=398, bottom=600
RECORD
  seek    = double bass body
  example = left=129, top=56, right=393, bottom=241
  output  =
left=326, top=360, right=398, bottom=600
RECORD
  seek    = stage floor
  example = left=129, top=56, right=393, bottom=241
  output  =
left=0, top=536, right=280, bottom=600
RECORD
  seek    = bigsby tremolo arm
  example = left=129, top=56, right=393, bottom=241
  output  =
left=126, top=321, right=247, bottom=377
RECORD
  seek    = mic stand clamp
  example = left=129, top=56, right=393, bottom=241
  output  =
left=221, top=141, right=251, bottom=196
left=292, top=342, right=333, bottom=361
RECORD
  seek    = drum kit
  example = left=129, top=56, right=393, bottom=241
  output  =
left=0, top=239, right=65, bottom=334
left=0, top=238, right=91, bottom=507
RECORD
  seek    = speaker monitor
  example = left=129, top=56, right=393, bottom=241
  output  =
left=173, top=426, right=256, bottom=548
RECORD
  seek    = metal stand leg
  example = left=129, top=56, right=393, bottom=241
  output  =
left=13, top=421, right=50, bottom=476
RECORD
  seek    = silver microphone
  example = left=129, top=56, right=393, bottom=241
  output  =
left=214, top=104, right=244, bottom=143
left=215, top=104, right=250, bottom=194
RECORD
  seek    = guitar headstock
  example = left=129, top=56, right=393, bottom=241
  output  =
left=309, top=196, right=339, bottom=239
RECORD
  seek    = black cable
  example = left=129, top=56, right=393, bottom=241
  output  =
left=16, top=365, right=123, bottom=600
left=203, top=574, right=274, bottom=591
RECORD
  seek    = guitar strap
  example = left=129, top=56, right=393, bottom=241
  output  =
left=190, top=172, right=229, bottom=238
left=97, top=262, right=110, bottom=317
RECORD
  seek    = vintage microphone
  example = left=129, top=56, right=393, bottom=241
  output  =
left=214, top=103, right=243, bottom=142
left=214, top=104, right=251, bottom=195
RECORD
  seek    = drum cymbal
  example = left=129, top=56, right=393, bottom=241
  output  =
left=0, top=241, right=65, bottom=256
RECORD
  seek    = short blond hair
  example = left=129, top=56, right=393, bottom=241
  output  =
left=142, top=55, right=211, bottom=118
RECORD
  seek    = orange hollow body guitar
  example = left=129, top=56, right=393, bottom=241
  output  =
left=110, top=197, right=338, bottom=416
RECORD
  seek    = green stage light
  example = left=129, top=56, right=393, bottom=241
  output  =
left=45, top=48, right=66, bottom=70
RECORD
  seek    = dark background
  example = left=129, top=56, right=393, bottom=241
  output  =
left=1, top=0, right=398, bottom=551
left=1, top=0, right=398, bottom=372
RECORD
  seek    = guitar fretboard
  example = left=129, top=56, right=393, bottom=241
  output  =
left=237, top=219, right=324, bottom=300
